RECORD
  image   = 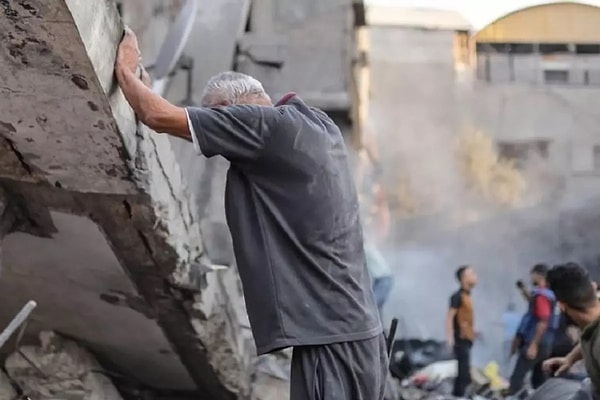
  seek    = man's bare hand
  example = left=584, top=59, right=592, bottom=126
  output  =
left=526, top=343, right=538, bottom=360
left=116, top=26, right=141, bottom=75
left=543, top=357, right=572, bottom=376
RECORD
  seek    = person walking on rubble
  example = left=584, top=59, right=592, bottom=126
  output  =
left=543, top=263, right=600, bottom=399
left=446, top=265, right=478, bottom=398
left=508, top=264, right=558, bottom=394
left=115, top=28, right=387, bottom=400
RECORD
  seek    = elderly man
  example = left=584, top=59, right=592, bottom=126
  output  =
left=114, top=29, right=386, bottom=399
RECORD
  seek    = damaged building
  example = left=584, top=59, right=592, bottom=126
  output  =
left=0, top=0, right=367, bottom=398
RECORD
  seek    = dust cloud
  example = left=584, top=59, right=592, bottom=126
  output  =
left=365, top=26, right=600, bottom=366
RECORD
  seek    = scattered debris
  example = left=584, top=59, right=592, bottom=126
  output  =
left=4, top=331, right=123, bottom=400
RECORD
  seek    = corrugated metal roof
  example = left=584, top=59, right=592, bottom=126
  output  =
left=367, top=6, right=472, bottom=31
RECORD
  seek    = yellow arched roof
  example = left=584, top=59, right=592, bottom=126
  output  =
left=475, top=2, right=600, bottom=43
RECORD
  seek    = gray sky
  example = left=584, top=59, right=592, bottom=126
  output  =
left=365, top=0, right=600, bottom=29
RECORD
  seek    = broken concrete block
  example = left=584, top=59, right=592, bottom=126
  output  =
left=5, top=331, right=122, bottom=400
left=250, top=350, right=292, bottom=400
left=250, top=375, right=289, bottom=400
left=0, top=370, right=17, bottom=400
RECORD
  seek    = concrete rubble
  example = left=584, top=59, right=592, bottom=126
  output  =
left=0, top=0, right=249, bottom=397
left=0, top=0, right=365, bottom=398
left=4, top=331, right=122, bottom=400
left=0, top=369, right=17, bottom=400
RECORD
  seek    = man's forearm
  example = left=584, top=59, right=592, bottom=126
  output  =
left=531, top=321, right=548, bottom=346
left=446, top=318, right=454, bottom=341
left=567, top=343, right=583, bottom=363
left=115, top=67, right=190, bottom=140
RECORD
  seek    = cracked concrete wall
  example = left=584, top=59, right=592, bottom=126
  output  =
left=67, top=0, right=254, bottom=395
left=5, top=331, right=123, bottom=400
left=0, top=0, right=248, bottom=397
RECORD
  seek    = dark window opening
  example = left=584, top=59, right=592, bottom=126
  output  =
left=476, top=43, right=490, bottom=53
left=507, top=43, right=535, bottom=54
left=476, top=43, right=509, bottom=53
left=498, top=140, right=551, bottom=168
left=544, top=70, right=569, bottom=84
left=539, top=43, right=570, bottom=54
left=576, top=44, right=600, bottom=54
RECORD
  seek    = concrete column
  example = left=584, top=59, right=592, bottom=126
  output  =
left=4, top=331, right=123, bottom=400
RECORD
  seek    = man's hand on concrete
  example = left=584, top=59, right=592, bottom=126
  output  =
left=116, top=26, right=141, bottom=75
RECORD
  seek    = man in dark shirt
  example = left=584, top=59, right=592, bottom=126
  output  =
left=115, top=29, right=386, bottom=399
left=446, top=265, right=478, bottom=397
left=531, top=311, right=578, bottom=387
left=508, top=264, right=557, bottom=394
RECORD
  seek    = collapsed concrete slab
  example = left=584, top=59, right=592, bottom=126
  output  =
left=0, top=0, right=251, bottom=397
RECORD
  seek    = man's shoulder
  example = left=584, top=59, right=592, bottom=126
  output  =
left=449, top=290, right=462, bottom=306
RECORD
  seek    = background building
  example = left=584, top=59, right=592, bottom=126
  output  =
left=367, top=1, right=600, bottom=365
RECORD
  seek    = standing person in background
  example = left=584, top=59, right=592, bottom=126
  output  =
left=364, top=240, right=393, bottom=320
left=508, top=264, right=557, bottom=394
left=446, top=266, right=478, bottom=398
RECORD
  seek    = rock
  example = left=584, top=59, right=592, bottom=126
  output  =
left=5, top=331, right=122, bottom=400
left=250, top=349, right=292, bottom=400
left=0, top=369, right=17, bottom=400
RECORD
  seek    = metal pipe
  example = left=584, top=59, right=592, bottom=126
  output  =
left=386, top=317, right=398, bottom=360
left=0, top=301, right=37, bottom=350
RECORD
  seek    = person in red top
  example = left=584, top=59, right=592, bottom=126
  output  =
left=508, top=264, right=557, bottom=394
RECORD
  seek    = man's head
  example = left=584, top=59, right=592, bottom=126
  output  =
left=456, top=265, right=477, bottom=289
left=200, top=71, right=272, bottom=107
left=530, top=263, right=549, bottom=288
left=548, top=263, right=600, bottom=327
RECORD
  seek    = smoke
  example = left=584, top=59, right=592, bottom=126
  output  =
left=366, top=26, right=600, bottom=367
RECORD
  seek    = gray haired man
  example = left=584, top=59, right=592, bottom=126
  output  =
left=115, top=29, right=387, bottom=399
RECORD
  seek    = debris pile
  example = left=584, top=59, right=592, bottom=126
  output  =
left=2, top=331, right=122, bottom=400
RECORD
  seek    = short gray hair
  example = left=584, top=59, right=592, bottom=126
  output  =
left=200, top=71, right=266, bottom=106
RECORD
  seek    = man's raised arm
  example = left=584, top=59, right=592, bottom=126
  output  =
left=115, top=29, right=279, bottom=162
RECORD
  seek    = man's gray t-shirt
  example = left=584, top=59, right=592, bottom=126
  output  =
left=186, top=94, right=381, bottom=355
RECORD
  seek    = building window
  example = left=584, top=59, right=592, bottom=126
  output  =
left=576, top=44, right=600, bottom=55
left=497, top=140, right=550, bottom=168
left=507, top=43, right=535, bottom=54
left=539, top=43, right=569, bottom=55
left=544, top=70, right=569, bottom=84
